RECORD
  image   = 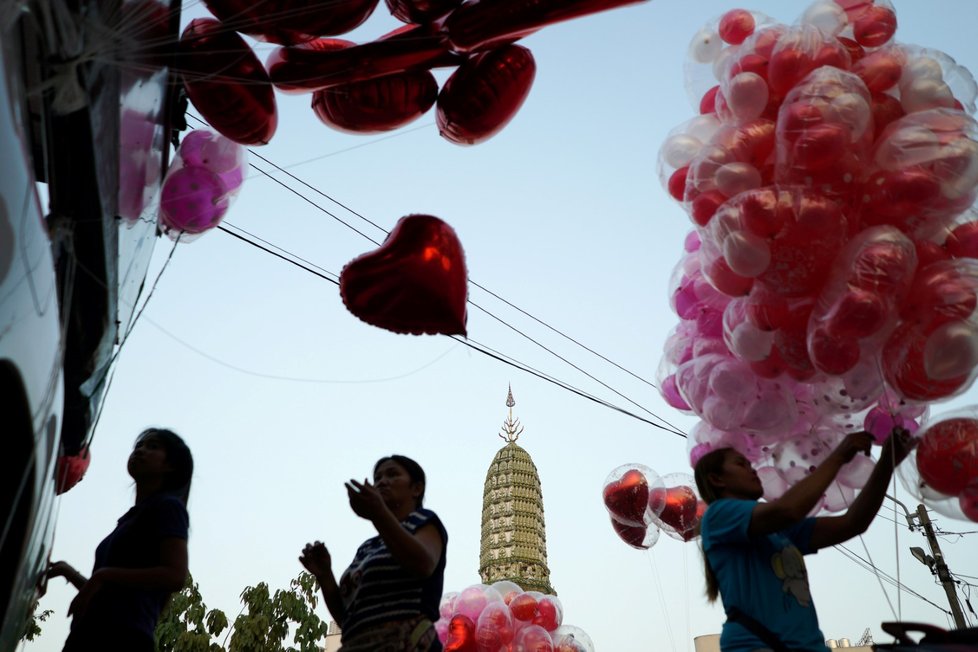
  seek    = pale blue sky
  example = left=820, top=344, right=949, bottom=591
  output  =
left=27, top=1, right=978, bottom=650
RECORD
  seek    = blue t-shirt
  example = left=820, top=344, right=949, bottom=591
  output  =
left=64, top=493, right=189, bottom=649
left=339, top=508, right=448, bottom=640
left=701, top=498, right=827, bottom=652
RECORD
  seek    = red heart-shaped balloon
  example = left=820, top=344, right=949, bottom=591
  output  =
left=340, top=214, right=468, bottom=336
left=445, top=614, right=477, bottom=652
left=55, top=446, right=91, bottom=495
left=602, top=469, right=649, bottom=527
left=654, top=485, right=702, bottom=541
left=610, top=517, right=649, bottom=549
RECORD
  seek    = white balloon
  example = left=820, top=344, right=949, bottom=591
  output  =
left=723, top=230, right=770, bottom=277
left=800, top=0, right=847, bottom=36
left=727, top=72, right=769, bottom=122
left=715, top=161, right=763, bottom=197
left=661, top=133, right=703, bottom=169
left=690, top=27, right=723, bottom=64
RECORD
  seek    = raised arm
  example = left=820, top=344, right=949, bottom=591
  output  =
left=749, top=432, right=874, bottom=538
left=347, top=480, right=444, bottom=578
left=300, top=541, right=346, bottom=624
left=809, top=428, right=915, bottom=550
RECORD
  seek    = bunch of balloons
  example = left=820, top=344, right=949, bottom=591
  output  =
left=436, top=581, right=594, bottom=651
left=656, top=0, right=978, bottom=521
left=602, top=465, right=704, bottom=548
left=159, top=129, right=247, bottom=238
left=175, top=0, right=648, bottom=146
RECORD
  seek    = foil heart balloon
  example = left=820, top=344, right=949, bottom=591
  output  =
left=652, top=484, right=703, bottom=541
left=55, top=446, right=91, bottom=495
left=340, top=214, right=468, bottom=336
left=602, top=467, right=650, bottom=527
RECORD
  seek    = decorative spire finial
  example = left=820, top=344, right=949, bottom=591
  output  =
left=499, top=384, right=524, bottom=443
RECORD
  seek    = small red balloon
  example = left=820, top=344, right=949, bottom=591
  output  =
left=610, top=517, right=650, bottom=549
left=853, top=4, right=897, bottom=48
left=437, top=44, right=536, bottom=145
left=340, top=215, right=468, bottom=336
left=312, top=70, right=438, bottom=134
left=179, top=19, right=277, bottom=145
left=718, top=9, right=755, bottom=45
left=445, top=614, right=477, bottom=652
left=652, top=485, right=701, bottom=541
left=602, top=468, right=649, bottom=527
left=55, top=446, right=91, bottom=495
left=883, top=323, right=969, bottom=401
left=916, top=417, right=978, bottom=496
left=509, top=593, right=538, bottom=621
left=946, top=222, right=978, bottom=259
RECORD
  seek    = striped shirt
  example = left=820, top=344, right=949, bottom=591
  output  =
left=339, top=508, right=447, bottom=641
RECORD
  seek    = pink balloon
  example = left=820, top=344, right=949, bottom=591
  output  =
left=160, top=166, right=229, bottom=234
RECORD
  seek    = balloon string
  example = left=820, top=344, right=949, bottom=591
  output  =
left=647, top=549, right=678, bottom=652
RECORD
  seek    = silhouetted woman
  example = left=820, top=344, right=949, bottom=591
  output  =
left=48, top=428, right=192, bottom=651
left=694, top=428, right=913, bottom=652
left=300, top=454, right=446, bottom=651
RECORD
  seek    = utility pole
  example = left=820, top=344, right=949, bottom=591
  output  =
left=884, top=495, right=967, bottom=629
left=914, top=504, right=967, bottom=629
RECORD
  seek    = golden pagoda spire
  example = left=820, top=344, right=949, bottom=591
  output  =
left=480, top=386, right=554, bottom=595
left=499, top=384, right=524, bottom=443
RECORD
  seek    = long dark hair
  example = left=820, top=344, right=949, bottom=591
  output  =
left=693, top=447, right=734, bottom=603
left=375, top=454, right=426, bottom=508
left=138, top=428, right=193, bottom=504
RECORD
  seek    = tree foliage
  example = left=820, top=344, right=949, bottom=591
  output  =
left=155, top=571, right=328, bottom=652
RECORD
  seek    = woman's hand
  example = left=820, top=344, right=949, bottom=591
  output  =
left=46, top=560, right=75, bottom=581
left=346, top=479, right=389, bottom=522
left=830, top=431, right=874, bottom=465
left=299, top=541, right=332, bottom=580
left=67, top=571, right=104, bottom=619
left=880, top=426, right=916, bottom=466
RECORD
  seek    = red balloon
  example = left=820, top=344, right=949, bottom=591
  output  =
left=825, top=287, right=887, bottom=338
left=268, top=25, right=459, bottom=93
left=705, top=256, right=754, bottom=297
left=437, top=44, right=536, bottom=145
left=862, top=168, right=942, bottom=233
left=870, top=93, right=905, bottom=141
left=602, top=468, right=649, bottom=527
left=700, top=85, right=720, bottom=114
left=852, top=48, right=904, bottom=94
left=946, top=222, right=978, bottom=259
left=916, top=418, right=978, bottom=496
left=445, top=614, right=478, bottom=652
left=179, top=19, right=277, bottom=145
left=667, top=166, right=689, bottom=202
left=883, top=323, right=969, bottom=401
left=532, top=597, right=560, bottom=631
left=916, top=239, right=951, bottom=268
left=835, top=36, right=865, bottom=64
left=808, top=327, right=860, bottom=375
left=202, top=0, right=379, bottom=44
left=900, top=262, right=978, bottom=329
left=652, top=485, right=701, bottom=541
left=340, top=215, right=468, bottom=336
left=509, top=593, right=538, bottom=621
left=55, top=446, right=91, bottom=495
left=386, top=0, right=462, bottom=23
left=852, top=4, right=897, bottom=48
left=312, top=70, right=438, bottom=133
left=610, top=517, right=650, bottom=549
left=718, top=9, right=755, bottom=45
left=445, top=0, right=645, bottom=54
left=961, top=482, right=978, bottom=522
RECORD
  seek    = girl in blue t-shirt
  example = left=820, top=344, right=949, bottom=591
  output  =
left=300, top=454, right=447, bottom=651
left=47, top=428, right=193, bottom=651
left=693, top=428, right=914, bottom=652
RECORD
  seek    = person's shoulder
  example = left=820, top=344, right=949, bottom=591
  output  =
left=407, top=508, right=447, bottom=537
left=703, top=498, right=756, bottom=525
left=147, top=493, right=190, bottom=523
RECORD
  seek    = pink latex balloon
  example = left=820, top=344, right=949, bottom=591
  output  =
left=159, top=166, right=229, bottom=234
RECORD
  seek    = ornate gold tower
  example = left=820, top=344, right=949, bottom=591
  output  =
left=479, top=386, right=555, bottom=595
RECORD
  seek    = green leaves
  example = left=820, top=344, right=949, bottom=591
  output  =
left=155, top=572, right=328, bottom=652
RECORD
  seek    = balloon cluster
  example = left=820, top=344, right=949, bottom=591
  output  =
left=602, top=465, right=704, bottom=548
left=436, top=581, right=594, bottom=652
left=657, top=0, right=978, bottom=518
left=159, top=129, right=247, bottom=238
left=176, top=0, right=648, bottom=146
